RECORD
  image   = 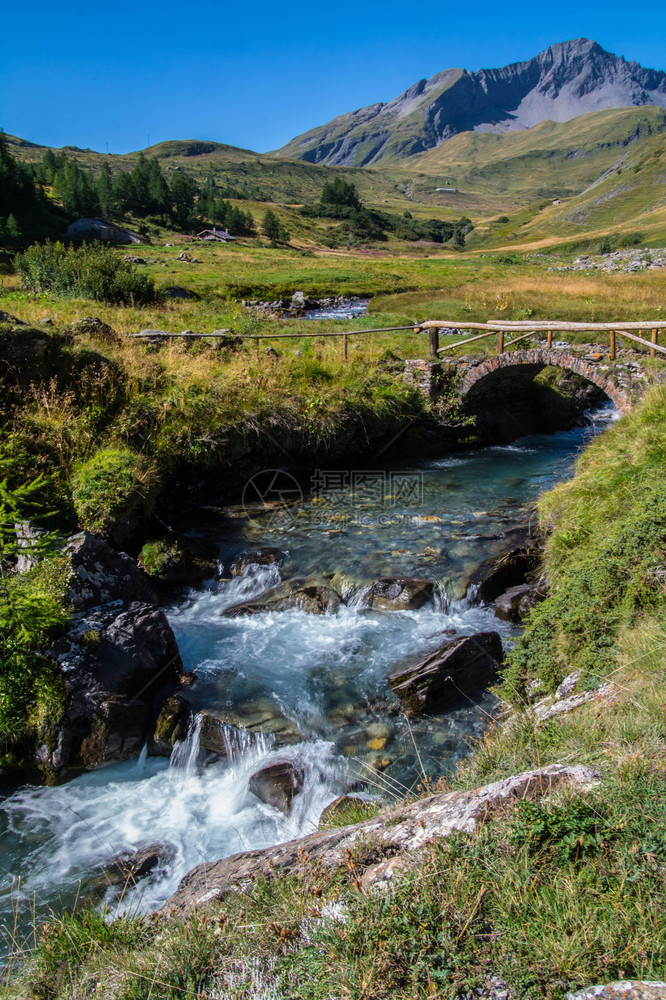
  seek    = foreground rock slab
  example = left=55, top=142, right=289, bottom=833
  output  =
left=163, top=763, right=598, bottom=916
left=389, top=631, right=503, bottom=714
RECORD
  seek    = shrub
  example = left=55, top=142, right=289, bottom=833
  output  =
left=70, top=446, right=158, bottom=537
left=15, top=240, right=157, bottom=304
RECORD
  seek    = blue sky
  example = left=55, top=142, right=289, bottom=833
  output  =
left=2, top=0, right=665, bottom=155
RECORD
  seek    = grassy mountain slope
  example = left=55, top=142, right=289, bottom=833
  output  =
left=404, top=106, right=666, bottom=197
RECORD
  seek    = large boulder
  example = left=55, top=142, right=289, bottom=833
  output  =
left=248, top=760, right=305, bottom=814
left=388, top=632, right=503, bottom=714
left=361, top=577, right=435, bottom=611
left=40, top=601, right=183, bottom=776
left=64, top=532, right=159, bottom=610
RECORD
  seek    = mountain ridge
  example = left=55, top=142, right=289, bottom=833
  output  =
left=274, top=39, right=666, bottom=167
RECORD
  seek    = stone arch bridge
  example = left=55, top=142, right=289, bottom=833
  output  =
left=460, top=348, right=641, bottom=413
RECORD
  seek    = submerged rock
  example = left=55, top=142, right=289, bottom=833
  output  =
left=319, top=794, right=378, bottom=828
left=248, top=760, right=305, bottom=814
left=224, top=579, right=341, bottom=616
left=388, top=632, right=503, bottom=714
left=361, top=577, right=435, bottom=611
left=228, top=547, right=284, bottom=575
left=99, top=842, right=176, bottom=888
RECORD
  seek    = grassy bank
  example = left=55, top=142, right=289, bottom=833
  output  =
left=3, top=391, right=665, bottom=1000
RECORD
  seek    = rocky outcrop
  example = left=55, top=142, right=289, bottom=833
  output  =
left=248, top=760, right=305, bottom=814
left=163, top=763, right=598, bottom=916
left=64, top=532, right=159, bottom=609
left=150, top=695, right=191, bottom=756
left=494, top=582, right=543, bottom=622
left=34, top=532, right=184, bottom=778
left=389, top=632, right=503, bottom=714
left=65, top=316, right=119, bottom=342
left=361, top=577, right=434, bottom=611
left=466, top=532, right=543, bottom=604
left=42, top=600, right=183, bottom=774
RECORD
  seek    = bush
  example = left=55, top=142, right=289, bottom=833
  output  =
left=71, top=446, right=158, bottom=537
left=15, top=240, right=157, bottom=304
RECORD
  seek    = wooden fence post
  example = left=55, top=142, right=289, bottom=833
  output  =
left=342, top=334, right=348, bottom=361
left=609, top=330, right=616, bottom=360
left=429, top=327, right=440, bottom=356
left=651, top=329, right=658, bottom=359
left=547, top=329, right=552, bottom=349
left=496, top=330, right=504, bottom=355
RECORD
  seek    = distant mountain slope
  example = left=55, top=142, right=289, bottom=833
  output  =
left=403, top=107, right=666, bottom=199
left=275, top=39, right=666, bottom=167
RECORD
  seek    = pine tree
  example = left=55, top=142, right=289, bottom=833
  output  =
left=262, top=209, right=281, bottom=241
left=97, top=163, right=114, bottom=217
left=5, top=214, right=22, bottom=244
left=147, top=158, right=170, bottom=214
left=170, top=171, right=197, bottom=227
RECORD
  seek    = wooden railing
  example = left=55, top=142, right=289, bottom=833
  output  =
left=129, top=319, right=666, bottom=361
left=416, top=320, right=666, bottom=360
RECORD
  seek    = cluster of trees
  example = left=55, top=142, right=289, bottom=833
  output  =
left=24, top=148, right=256, bottom=235
left=300, top=179, right=474, bottom=247
left=198, top=175, right=255, bottom=235
left=0, top=134, right=45, bottom=236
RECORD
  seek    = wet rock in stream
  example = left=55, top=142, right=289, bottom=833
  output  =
left=248, top=760, right=305, bottom=814
left=361, top=577, right=435, bottom=611
left=224, top=579, right=342, bottom=616
left=389, top=632, right=504, bottom=715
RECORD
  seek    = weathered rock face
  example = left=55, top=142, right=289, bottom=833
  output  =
left=361, top=577, right=434, bottom=611
left=224, top=580, right=341, bottom=616
left=163, top=763, right=598, bottom=916
left=389, top=631, right=503, bottom=714
left=248, top=760, right=305, bottom=814
left=41, top=600, right=182, bottom=776
left=64, top=532, right=159, bottom=610
left=568, top=984, right=666, bottom=1000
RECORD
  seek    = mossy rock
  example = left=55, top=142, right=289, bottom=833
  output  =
left=138, top=537, right=218, bottom=588
left=71, top=447, right=160, bottom=548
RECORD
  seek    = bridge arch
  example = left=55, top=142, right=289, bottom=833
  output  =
left=460, top=349, right=633, bottom=414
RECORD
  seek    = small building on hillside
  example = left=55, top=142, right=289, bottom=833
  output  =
left=66, top=218, right=148, bottom=244
left=195, top=228, right=237, bottom=242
